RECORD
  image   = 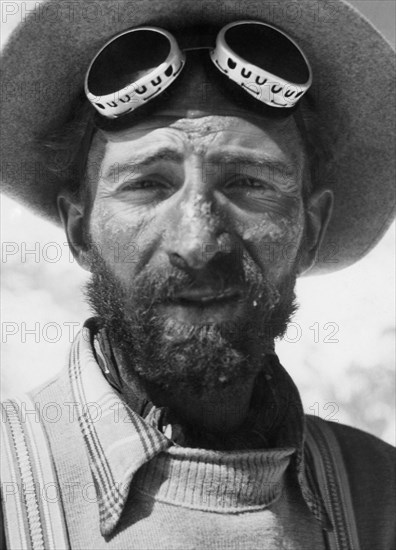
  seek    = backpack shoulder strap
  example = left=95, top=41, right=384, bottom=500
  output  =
left=1, top=394, right=70, bottom=550
left=305, top=415, right=361, bottom=550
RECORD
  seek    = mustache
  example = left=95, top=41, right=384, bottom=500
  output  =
left=134, top=269, right=246, bottom=303
left=88, top=246, right=273, bottom=307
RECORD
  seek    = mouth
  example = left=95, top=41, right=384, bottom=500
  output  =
left=171, top=287, right=243, bottom=305
left=159, top=287, right=246, bottom=325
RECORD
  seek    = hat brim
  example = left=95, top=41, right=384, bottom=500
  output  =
left=1, top=0, right=395, bottom=275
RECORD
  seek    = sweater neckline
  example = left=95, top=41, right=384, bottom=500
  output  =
left=132, top=445, right=295, bottom=512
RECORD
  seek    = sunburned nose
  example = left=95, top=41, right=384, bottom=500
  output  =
left=165, top=193, right=227, bottom=271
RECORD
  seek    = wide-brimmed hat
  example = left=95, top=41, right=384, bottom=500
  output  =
left=0, top=0, right=394, bottom=274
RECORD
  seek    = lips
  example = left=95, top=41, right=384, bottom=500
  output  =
left=159, top=286, right=247, bottom=325
left=171, top=287, right=243, bottom=304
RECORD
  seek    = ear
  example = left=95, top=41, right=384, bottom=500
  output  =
left=57, top=193, right=92, bottom=272
left=298, top=188, right=334, bottom=275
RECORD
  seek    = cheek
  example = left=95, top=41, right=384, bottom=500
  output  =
left=88, top=200, right=157, bottom=278
left=235, top=200, right=305, bottom=274
left=90, top=202, right=129, bottom=252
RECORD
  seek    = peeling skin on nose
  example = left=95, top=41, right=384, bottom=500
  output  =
left=174, top=194, right=220, bottom=250
left=182, top=195, right=214, bottom=226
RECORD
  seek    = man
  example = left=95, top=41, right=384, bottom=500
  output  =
left=0, top=0, right=395, bottom=549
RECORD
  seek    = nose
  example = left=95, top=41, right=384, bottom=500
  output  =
left=165, top=193, right=231, bottom=272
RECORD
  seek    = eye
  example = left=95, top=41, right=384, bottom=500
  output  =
left=121, top=179, right=168, bottom=190
left=224, top=177, right=274, bottom=191
left=118, top=178, right=174, bottom=202
left=119, top=178, right=174, bottom=195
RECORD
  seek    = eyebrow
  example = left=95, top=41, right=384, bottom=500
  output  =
left=206, top=150, right=297, bottom=177
left=102, top=147, right=185, bottom=179
left=102, top=146, right=297, bottom=181
left=128, top=148, right=185, bottom=167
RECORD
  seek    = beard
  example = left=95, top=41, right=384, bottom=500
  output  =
left=84, top=243, right=298, bottom=396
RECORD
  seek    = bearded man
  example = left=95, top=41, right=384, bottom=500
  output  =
left=0, top=1, right=395, bottom=549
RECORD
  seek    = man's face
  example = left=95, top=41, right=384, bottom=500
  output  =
left=83, top=111, right=307, bottom=394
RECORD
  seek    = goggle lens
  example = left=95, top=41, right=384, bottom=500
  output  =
left=223, top=23, right=310, bottom=85
left=87, top=29, right=171, bottom=97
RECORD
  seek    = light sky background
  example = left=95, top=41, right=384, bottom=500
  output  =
left=1, top=1, right=395, bottom=444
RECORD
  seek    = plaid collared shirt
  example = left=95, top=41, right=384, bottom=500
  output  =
left=69, top=320, right=330, bottom=537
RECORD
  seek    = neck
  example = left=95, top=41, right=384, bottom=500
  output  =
left=149, top=377, right=257, bottom=434
left=118, top=364, right=257, bottom=434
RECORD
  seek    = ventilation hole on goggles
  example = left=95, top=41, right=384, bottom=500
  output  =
left=255, top=76, right=268, bottom=85
left=227, top=58, right=236, bottom=69
left=271, top=85, right=282, bottom=94
left=241, top=68, right=251, bottom=78
left=136, top=86, right=147, bottom=94
left=151, top=76, right=162, bottom=86
left=165, top=65, right=173, bottom=77
left=96, top=104, right=105, bottom=109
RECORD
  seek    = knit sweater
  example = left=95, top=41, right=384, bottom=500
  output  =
left=118, top=448, right=326, bottom=549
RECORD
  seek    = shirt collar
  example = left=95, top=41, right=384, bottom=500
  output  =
left=70, top=319, right=331, bottom=537
left=69, top=323, right=171, bottom=536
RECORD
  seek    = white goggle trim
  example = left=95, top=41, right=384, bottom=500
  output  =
left=85, top=27, right=186, bottom=119
left=85, top=22, right=312, bottom=118
left=210, top=21, right=312, bottom=109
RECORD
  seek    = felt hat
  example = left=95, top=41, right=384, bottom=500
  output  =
left=0, top=0, right=394, bottom=274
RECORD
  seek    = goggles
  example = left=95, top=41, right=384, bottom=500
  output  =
left=85, top=21, right=312, bottom=119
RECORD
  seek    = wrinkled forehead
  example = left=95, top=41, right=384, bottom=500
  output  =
left=98, top=113, right=302, bottom=159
